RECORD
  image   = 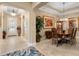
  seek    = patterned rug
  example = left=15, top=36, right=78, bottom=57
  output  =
left=2, top=47, right=44, bottom=56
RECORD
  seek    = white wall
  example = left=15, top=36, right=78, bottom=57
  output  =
left=28, top=9, right=36, bottom=47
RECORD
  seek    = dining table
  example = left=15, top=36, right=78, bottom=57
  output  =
left=56, top=30, right=71, bottom=46
left=57, top=30, right=70, bottom=38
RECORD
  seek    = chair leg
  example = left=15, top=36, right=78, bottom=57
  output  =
left=56, top=38, right=59, bottom=47
left=56, top=40, right=58, bottom=47
left=70, top=40, right=75, bottom=45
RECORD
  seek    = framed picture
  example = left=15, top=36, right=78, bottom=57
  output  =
left=44, top=16, right=53, bottom=28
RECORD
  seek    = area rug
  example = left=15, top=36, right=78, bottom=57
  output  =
left=2, top=47, right=44, bottom=56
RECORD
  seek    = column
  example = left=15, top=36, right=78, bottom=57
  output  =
left=21, top=14, right=24, bottom=38
left=1, top=5, right=4, bottom=39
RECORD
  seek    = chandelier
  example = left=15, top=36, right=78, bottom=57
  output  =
left=60, top=2, right=67, bottom=21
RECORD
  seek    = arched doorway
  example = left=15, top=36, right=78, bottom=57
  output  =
left=0, top=5, right=29, bottom=39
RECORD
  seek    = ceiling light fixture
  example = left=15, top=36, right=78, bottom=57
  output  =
left=11, top=9, right=16, bottom=16
left=11, top=13, right=16, bottom=16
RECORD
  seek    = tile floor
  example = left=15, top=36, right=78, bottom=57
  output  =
left=36, top=39, right=79, bottom=56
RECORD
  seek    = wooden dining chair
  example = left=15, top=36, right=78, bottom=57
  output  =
left=52, top=28, right=57, bottom=44
left=66, top=28, right=77, bottom=45
left=70, top=28, right=77, bottom=45
left=51, top=28, right=60, bottom=45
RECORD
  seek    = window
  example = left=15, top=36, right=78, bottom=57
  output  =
left=7, top=17, right=17, bottom=34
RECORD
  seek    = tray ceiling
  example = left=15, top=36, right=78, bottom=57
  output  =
left=39, top=2, right=79, bottom=17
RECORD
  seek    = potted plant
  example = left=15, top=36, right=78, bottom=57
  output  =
left=36, top=16, right=43, bottom=42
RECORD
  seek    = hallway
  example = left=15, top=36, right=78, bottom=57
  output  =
left=0, top=36, right=28, bottom=55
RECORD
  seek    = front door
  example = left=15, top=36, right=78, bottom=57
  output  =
left=7, top=17, right=17, bottom=36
